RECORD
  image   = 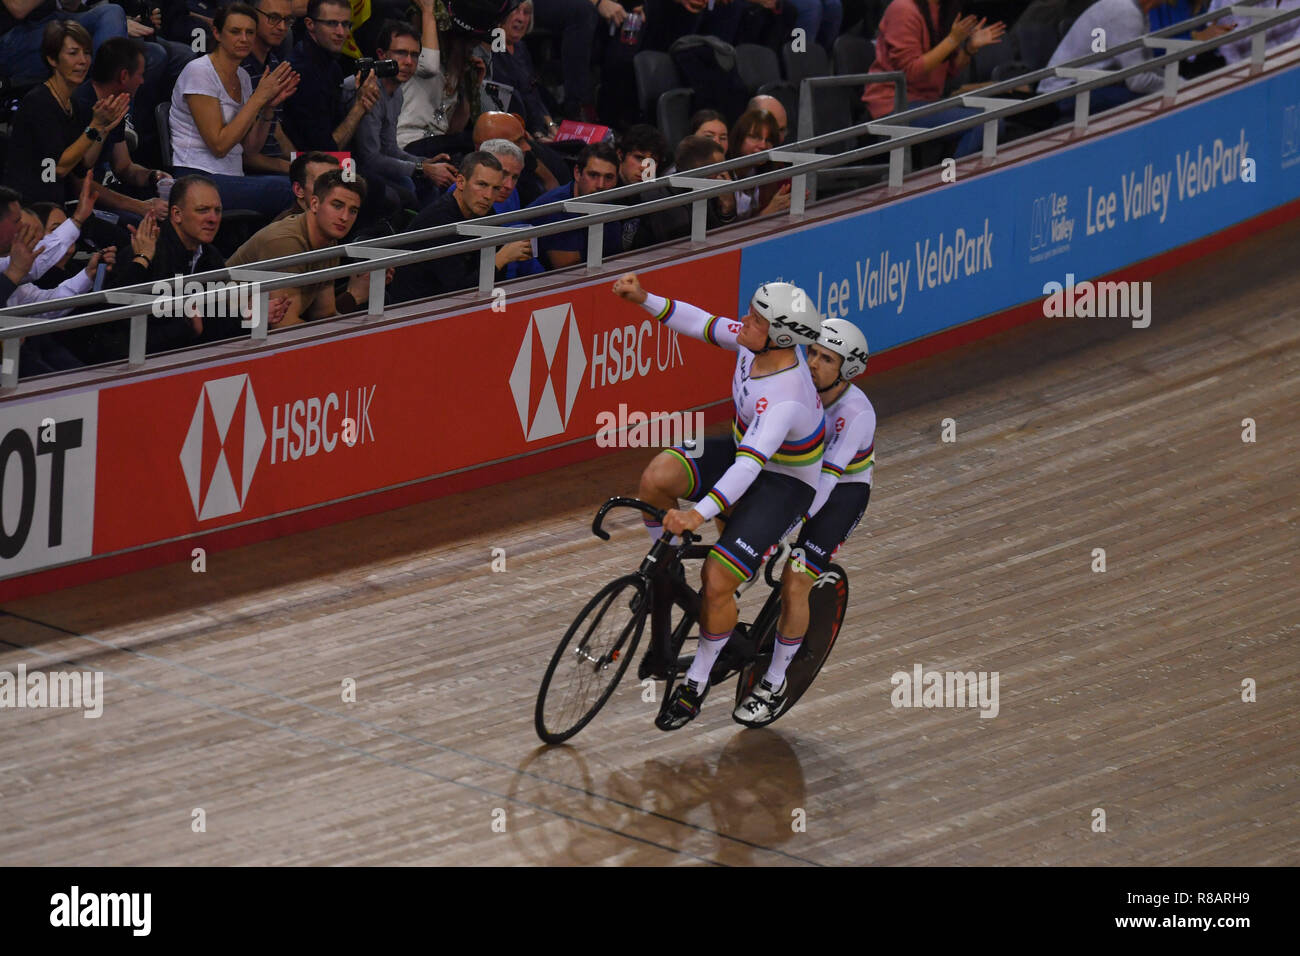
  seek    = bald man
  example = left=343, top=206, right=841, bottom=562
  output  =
left=748, top=95, right=789, bottom=145
left=473, top=111, right=569, bottom=206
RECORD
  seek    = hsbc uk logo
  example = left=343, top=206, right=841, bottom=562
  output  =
left=180, top=374, right=266, bottom=521
left=510, top=304, right=587, bottom=441
left=179, top=373, right=377, bottom=521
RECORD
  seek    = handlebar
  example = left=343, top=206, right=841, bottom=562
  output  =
left=591, top=496, right=699, bottom=545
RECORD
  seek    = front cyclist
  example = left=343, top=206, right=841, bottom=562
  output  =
left=612, top=272, right=824, bottom=731
left=734, top=318, right=875, bottom=726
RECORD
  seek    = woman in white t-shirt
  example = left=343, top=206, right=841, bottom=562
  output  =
left=169, top=3, right=300, bottom=217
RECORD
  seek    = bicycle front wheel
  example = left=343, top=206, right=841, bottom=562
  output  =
left=535, top=575, right=649, bottom=744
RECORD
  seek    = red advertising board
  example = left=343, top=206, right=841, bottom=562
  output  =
left=88, top=253, right=741, bottom=559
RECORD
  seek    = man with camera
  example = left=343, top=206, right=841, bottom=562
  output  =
left=281, top=0, right=381, bottom=151
left=344, top=19, right=458, bottom=211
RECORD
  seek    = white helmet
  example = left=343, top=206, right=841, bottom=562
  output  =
left=818, top=318, right=869, bottom=379
left=750, top=281, right=821, bottom=349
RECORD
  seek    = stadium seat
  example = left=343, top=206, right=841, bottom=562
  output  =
left=736, top=43, right=782, bottom=94
left=633, top=51, right=683, bottom=122
left=656, top=88, right=694, bottom=153
left=832, top=35, right=875, bottom=76
left=782, top=40, right=831, bottom=88
left=1011, top=0, right=1070, bottom=71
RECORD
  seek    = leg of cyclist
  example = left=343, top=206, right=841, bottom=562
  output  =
left=637, top=449, right=692, bottom=544
left=659, top=473, right=812, bottom=730
left=735, top=483, right=869, bottom=725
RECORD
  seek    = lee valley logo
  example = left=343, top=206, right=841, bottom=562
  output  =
left=891, top=664, right=999, bottom=718
left=0, top=665, right=102, bottom=718
left=50, top=886, right=151, bottom=936
left=151, top=274, right=263, bottom=326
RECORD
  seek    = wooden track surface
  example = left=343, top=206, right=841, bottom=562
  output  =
left=2, top=219, right=1297, bottom=867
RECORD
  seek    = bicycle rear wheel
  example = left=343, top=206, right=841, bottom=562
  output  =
left=735, top=564, right=849, bottom=723
left=535, top=575, right=649, bottom=744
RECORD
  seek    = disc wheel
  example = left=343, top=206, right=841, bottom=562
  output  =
left=535, top=575, right=649, bottom=744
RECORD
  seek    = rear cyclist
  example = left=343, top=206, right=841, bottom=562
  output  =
left=734, top=318, right=875, bottom=726
left=611, top=272, right=824, bottom=731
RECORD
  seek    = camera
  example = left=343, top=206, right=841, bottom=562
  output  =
left=356, top=58, right=399, bottom=81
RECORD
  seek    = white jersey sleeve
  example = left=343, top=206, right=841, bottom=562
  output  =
left=640, top=293, right=742, bottom=351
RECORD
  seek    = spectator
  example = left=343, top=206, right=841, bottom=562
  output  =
left=532, top=0, right=599, bottom=121
left=448, top=137, right=544, bottom=276
left=0, top=188, right=35, bottom=308
left=241, top=0, right=299, bottom=174
left=169, top=3, right=300, bottom=216
left=492, top=0, right=557, bottom=138
left=398, top=0, right=489, bottom=159
left=526, top=140, right=624, bottom=270
left=0, top=176, right=99, bottom=287
left=227, top=169, right=384, bottom=322
left=1039, top=0, right=1176, bottom=114
left=863, top=0, right=1005, bottom=157
left=451, top=138, right=525, bottom=212
left=689, top=108, right=730, bottom=152
left=73, top=37, right=172, bottom=223
left=1209, top=0, right=1297, bottom=65
left=276, top=151, right=341, bottom=219
left=3, top=206, right=101, bottom=376
left=616, top=124, right=669, bottom=185
left=631, top=133, right=738, bottom=249
left=60, top=175, right=226, bottom=361
left=748, top=94, right=788, bottom=144
left=3, top=21, right=130, bottom=207
left=344, top=19, right=459, bottom=211
left=0, top=0, right=135, bottom=84
left=728, top=108, right=790, bottom=218
left=282, top=0, right=381, bottom=151
left=472, top=109, right=564, bottom=204
left=389, top=150, right=533, bottom=302
left=29, top=203, right=78, bottom=288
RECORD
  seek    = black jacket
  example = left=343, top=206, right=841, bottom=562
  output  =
left=63, top=221, right=227, bottom=363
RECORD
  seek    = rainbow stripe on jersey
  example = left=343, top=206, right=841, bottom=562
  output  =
left=732, top=412, right=825, bottom=467
left=653, top=298, right=729, bottom=346
left=845, top=442, right=874, bottom=475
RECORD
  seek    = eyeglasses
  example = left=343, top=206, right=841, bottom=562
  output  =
left=256, top=11, right=296, bottom=26
left=312, top=18, right=352, bottom=30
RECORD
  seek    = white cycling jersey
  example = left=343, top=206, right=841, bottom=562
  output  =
left=641, top=293, right=824, bottom=522
left=806, top=383, right=876, bottom=520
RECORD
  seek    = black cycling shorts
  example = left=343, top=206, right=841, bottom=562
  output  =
left=793, top=482, right=871, bottom=579
left=667, top=436, right=814, bottom=582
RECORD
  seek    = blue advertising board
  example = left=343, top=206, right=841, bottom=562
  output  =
left=738, top=66, right=1300, bottom=351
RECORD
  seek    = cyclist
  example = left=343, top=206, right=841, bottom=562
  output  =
left=611, top=272, right=825, bottom=731
left=734, top=318, right=875, bottom=726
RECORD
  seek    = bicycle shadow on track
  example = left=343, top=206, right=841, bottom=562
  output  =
left=508, top=731, right=815, bottom=866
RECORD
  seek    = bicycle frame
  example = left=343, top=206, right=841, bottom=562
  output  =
left=590, top=497, right=786, bottom=689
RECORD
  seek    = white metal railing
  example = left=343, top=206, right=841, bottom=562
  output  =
left=1, top=1, right=1296, bottom=390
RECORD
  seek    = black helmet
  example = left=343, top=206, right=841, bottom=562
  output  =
left=446, top=0, right=510, bottom=37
